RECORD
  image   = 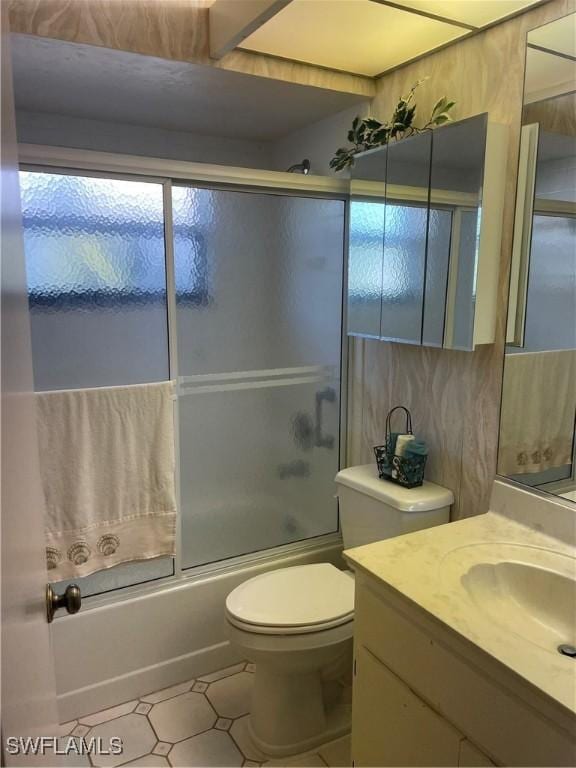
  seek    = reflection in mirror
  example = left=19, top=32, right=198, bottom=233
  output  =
left=498, top=12, right=576, bottom=502
left=381, top=131, right=431, bottom=344
left=428, top=115, right=488, bottom=350
left=348, top=149, right=387, bottom=338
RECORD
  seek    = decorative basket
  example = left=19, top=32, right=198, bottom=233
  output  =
left=374, top=406, right=426, bottom=488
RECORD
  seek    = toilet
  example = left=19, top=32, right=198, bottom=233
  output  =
left=225, top=464, right=454, bottom=756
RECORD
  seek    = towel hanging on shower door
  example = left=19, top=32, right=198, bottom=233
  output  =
left=36, top=381, right=177, bottom=580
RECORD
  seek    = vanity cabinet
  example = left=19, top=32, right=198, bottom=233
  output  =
left=350, top=572, right=575, bottom=767
left=354, top=646, right=464, bottom=767
left=347, top=113, right=507, bottom=350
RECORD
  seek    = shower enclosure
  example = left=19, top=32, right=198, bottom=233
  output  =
left=20, top=159, right=346, bottom=598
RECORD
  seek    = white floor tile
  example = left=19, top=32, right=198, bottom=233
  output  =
left=265, top=753, right=326, bottom=767
left=318, top=736, right=351, bottom=767
left=80, top=701, right=138, bottom=727
left=169, top=729, right=243, bottom=767
left=121, top=756, right=170, bottom=767
left=51, top=720, right=78, bottom=737
left=197, top=663, right=246, bottom=683
left=152, top=742, right=172, bottom=756
left=66, top=662, right=349, bottom=768
left=229, top=716, right=267, bottom=763
left=141, top=681, right=194, bottom=705
left=206, top=672, right=253, bottom=719
left=148, top=692, right=216, bottom=743
left=89, top=714, right=157, bottom=767
left=50, top=736, right=91, bottom=767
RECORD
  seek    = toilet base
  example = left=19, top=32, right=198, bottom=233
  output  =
left=248, top=669, right=352, bottom=758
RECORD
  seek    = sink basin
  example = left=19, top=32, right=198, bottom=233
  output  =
left=442, top=543, right=576, bottom=654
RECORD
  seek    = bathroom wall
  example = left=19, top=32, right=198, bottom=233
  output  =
left=271, top=103, right=369, bottom=176
left=348, top=0, right=576, bottom=519
left=17, top=111, right=274, bottom=168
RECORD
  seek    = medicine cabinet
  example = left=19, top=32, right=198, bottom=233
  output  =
left=347, top=113, right=507, bottom=350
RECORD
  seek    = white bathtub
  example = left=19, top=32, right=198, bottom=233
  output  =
left=52, top=537, right=344, bottom=722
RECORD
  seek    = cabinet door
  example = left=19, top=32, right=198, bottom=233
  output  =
left=458, top=739, right=495, bottom=767
left=348, top=150, right=387, bottom=339
left=381, top=131, right=432, bottom=344
left=428, top=114, right=488, bottom=350
left=352, top=646, right=461, bottom=767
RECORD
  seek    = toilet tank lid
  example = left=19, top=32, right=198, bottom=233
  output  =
left=335, top=464, right=454, bottom=512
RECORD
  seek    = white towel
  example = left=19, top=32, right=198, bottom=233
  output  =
left=37, top=381, right=176, bottom=579
left=498, top=350, right=576, bottom=476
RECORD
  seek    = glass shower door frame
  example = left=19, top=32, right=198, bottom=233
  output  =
left=21, top=150, right=349, bottom=602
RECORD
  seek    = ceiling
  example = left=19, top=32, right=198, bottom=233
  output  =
left=239, top=0, right=548, bottom=76
left=524, top=12, right=576, bottom=102
left=11, top=34, right=364, bottom=141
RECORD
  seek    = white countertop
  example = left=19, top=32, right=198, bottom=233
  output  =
left=344, top=508, right=576, bottom=715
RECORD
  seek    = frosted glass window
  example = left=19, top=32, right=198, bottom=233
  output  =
left=348, top=201, right=384, bottom=338
left=20, top=171, right=170, bottom=390
left=173, top=186, right=344, bottom=568
left=524, top=214, right=576, bottom=352
left=381, top=202, right=428, bottom=344
left=380, top=130, right=431, bottom=344
left=20, top=170, right=175, bottom=598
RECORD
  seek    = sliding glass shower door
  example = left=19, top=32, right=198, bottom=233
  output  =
left=172, top=187, right=345, bottom=568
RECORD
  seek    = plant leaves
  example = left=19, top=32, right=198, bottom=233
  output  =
left=330, top=81, right=456, bottom=172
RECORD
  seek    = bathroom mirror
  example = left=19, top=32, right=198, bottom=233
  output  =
left=381, top=130, right=432, bottom=345
left=348, top=130, right=433, bottom=343
left=427, top=115, right=488, bottom=350
left=347, top=113, right=505, bottom=349
left=498, top=12, right=576, bottom=501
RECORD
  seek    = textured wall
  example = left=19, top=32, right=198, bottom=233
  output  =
left=523, top=92, right=576, bottom=134
left=7, top=0, right=374, bottom=97
left=348, top=0, right=576, bottom=519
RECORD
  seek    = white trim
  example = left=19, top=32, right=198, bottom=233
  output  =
left=507, top=123, right=539, bottom=346
left=163, top=180, right=183, bottom=578
left=473, top=121, right=508, bottom=347
left=533, top=198, right=576, bottom=216
left=178, top=365, right=338, bottom=394
left=179, top=365, right=335, bottom=385
left=353, top=178, right=478, bottom=207
left=179, top=375, right=327, bottom=395
left=18, top=144, right=349, bottom=196
left=209, top=0, right=291, bottom=59
left=443, top=207, right=462, bottom=349
left=524, top=80, right=576, bottom=105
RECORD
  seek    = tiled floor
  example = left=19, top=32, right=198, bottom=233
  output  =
left=54, top=662, right=351, bottom=767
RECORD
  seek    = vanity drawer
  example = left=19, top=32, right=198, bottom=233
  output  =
left=353, top=645, right=462, bottom=767
left=354, top=578, right=576, bottom=766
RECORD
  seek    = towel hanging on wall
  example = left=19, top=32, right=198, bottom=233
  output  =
left=36, top=381, right=176, bottom=580
left=499, top=349, right=576, bottom=476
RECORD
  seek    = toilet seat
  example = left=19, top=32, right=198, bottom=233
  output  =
left=226, top=563, right=354, bottom=635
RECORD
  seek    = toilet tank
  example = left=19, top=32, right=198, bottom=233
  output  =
left=335, top=464, right=453, bottom=549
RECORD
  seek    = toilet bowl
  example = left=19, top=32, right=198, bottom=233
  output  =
left=226, top=563, right=354, bottom=757
left=226, top=465, right=454, bottom=756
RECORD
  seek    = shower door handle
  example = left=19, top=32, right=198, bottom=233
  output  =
left=315, top=387, right=336, bottom=449
left=46, top=583, right=82, bottom=623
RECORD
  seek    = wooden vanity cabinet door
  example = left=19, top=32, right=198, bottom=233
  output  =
left=352, top=646, right=462, bottom=767
left=458, top=739, right=496, bottom=766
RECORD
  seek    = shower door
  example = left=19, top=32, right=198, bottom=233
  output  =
left=172, top=186, right=345, bottom=568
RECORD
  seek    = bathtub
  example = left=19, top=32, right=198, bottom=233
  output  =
left=52, top=536, right=344, bottom=722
